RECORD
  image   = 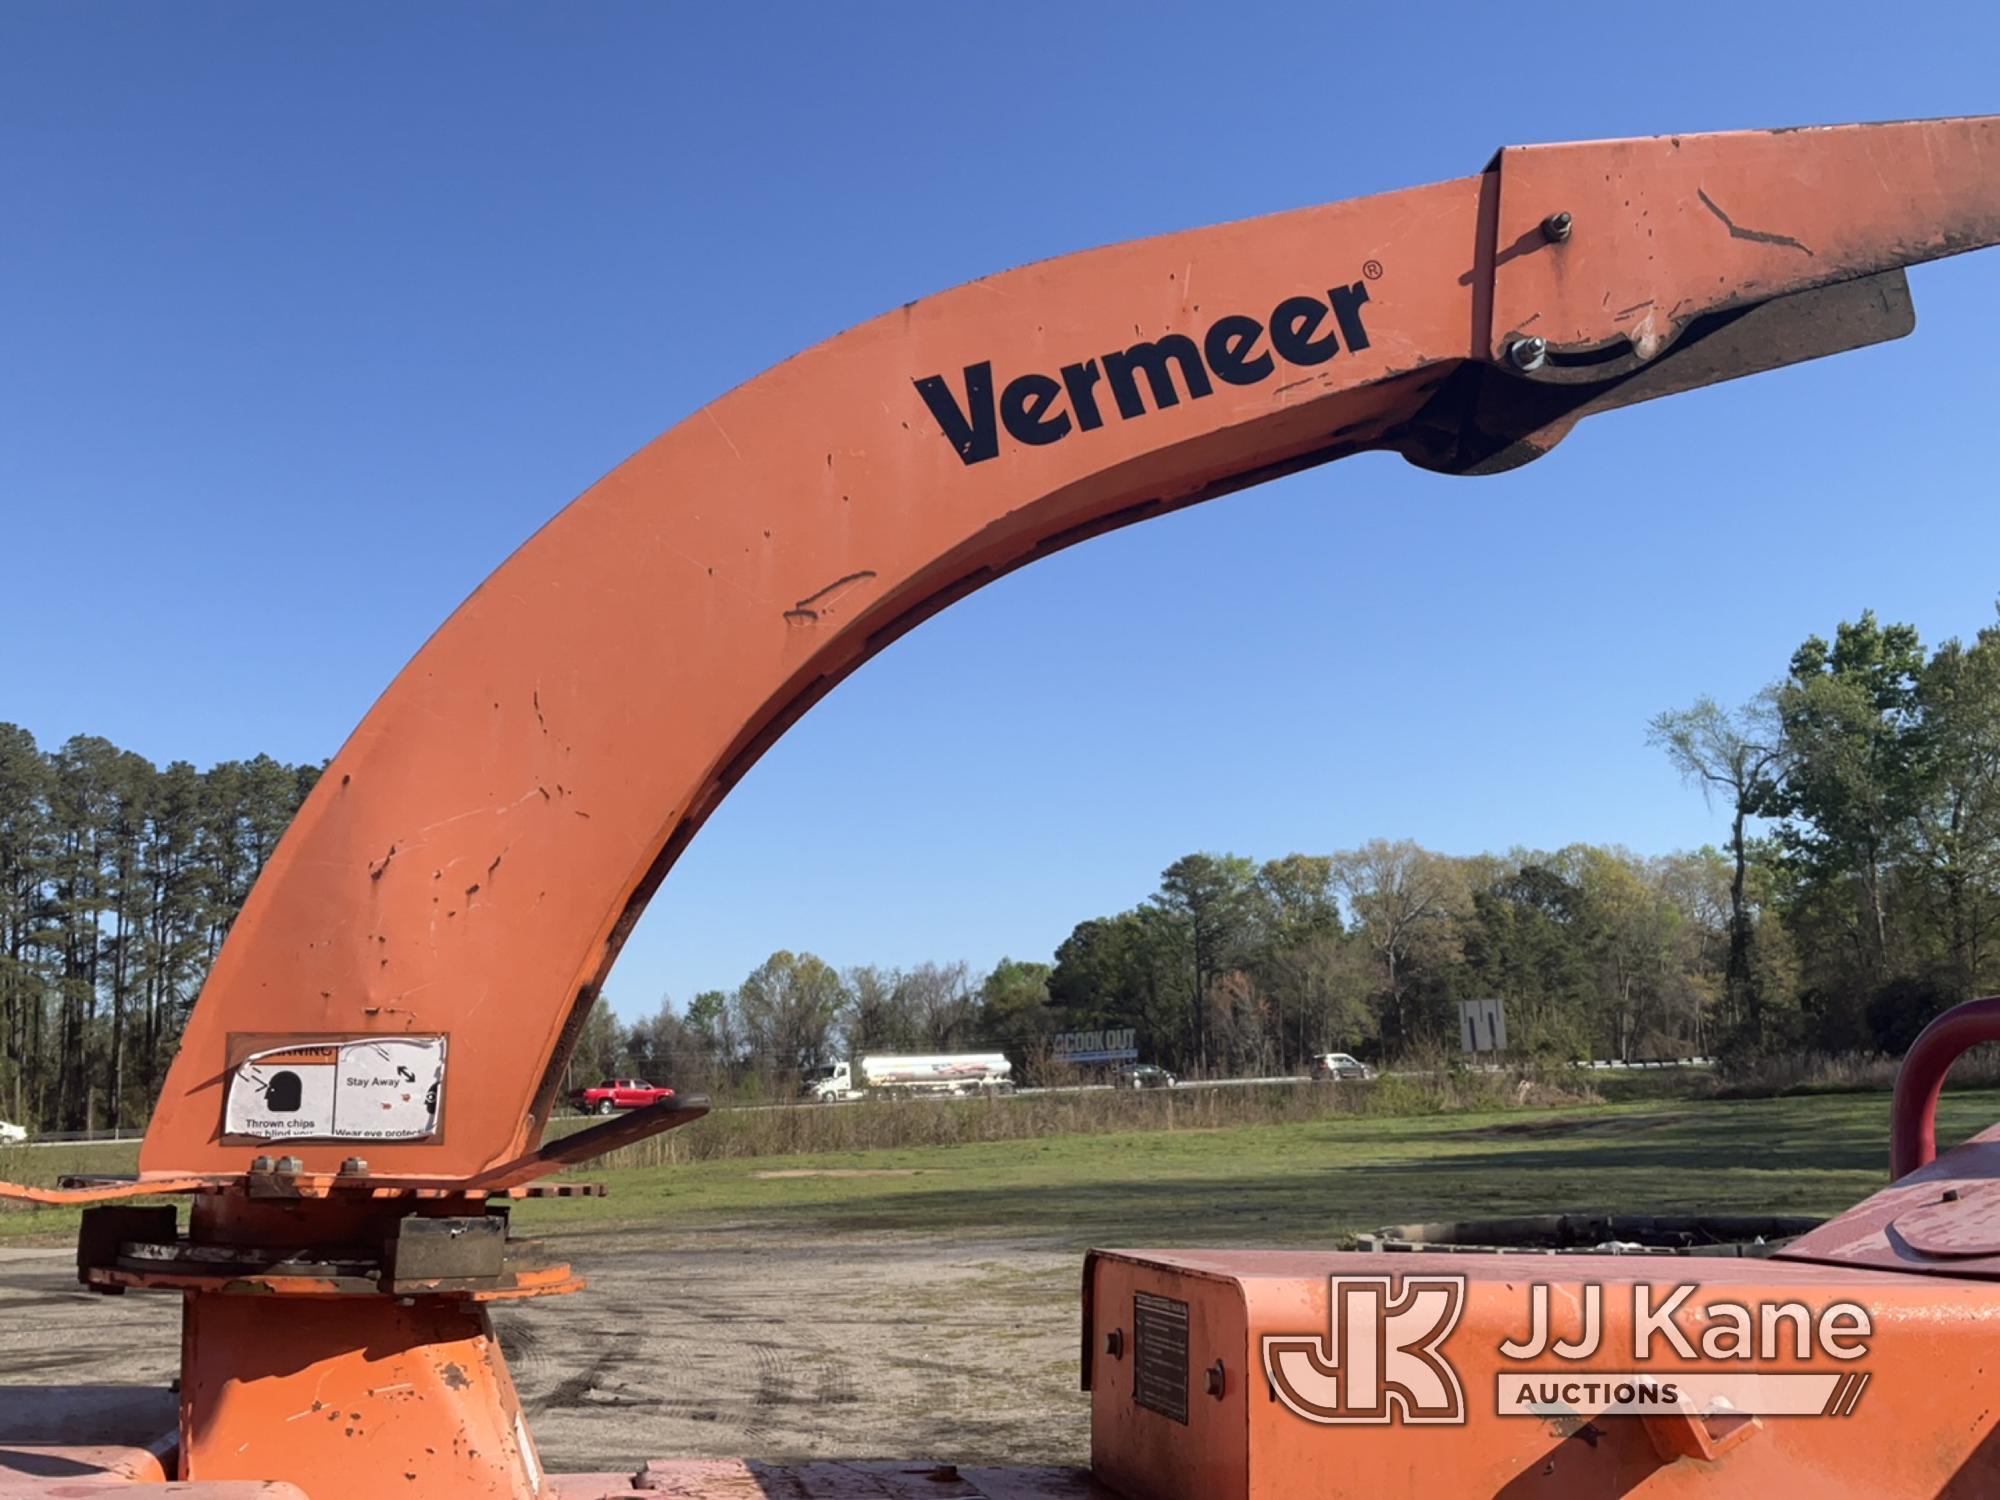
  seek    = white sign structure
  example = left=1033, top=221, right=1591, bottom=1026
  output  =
left=1458, top=998, right=1507, bottom=1055
left=224, top=1036, right=447, bottom=1142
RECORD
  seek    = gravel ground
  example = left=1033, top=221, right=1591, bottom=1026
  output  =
left=0, top=1224, right=1089, bottom=1474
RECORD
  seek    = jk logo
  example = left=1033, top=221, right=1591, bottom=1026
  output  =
left=1262, top=1275, right=1467, bottom=1425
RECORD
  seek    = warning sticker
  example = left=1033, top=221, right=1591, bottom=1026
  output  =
left=223, top=1036, right=446, bottom=1142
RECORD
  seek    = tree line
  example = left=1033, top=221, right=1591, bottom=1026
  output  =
left=0, top=728, right=318, bottom=1131
left=9, top=606, right=2000, bottom=1125
left=576, top=606, right=2000, bottom=1091
left=570, top=840, right=1732, bottom=1099
left=1650, top=608, right=2000, bottom=1058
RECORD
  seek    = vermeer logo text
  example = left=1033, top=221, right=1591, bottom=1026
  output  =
left=914, top=280, right=1374, bottom=466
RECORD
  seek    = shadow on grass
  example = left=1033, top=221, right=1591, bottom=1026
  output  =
left=775, top=1158, right=1869, bottom=1249
left=715, top=1092, right=2000, bottom=1249
left=531, top=1090, right=2000, bottom=1252
left=544, top=1096, right=1936, bottom=1248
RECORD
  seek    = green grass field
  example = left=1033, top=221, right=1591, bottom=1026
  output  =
left=5, top=1088, right=1990, bottom=1251
left=515, top=1089, right=1970, bottom=1249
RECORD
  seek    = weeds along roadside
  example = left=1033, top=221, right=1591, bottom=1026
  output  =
left=0, top=1069, right=1597, bottom=1201
left=557, top=1068, right=1609, bottom=1171
left=28, top=1050, right=1962, bottom=1199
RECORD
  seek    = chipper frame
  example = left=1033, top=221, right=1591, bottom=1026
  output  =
left=3, top=115, right=1998, bottom=1499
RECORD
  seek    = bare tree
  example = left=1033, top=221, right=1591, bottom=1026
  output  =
left=842, top=964, right=919, bottom=1054
left=902, top=960, right=976, bottom=1050
left=1262, top=929, right=1376, bottom=1061
left=1649, top=691, right=1789, bottom=1040
left=1330, top=839, right=1469, bottom=1046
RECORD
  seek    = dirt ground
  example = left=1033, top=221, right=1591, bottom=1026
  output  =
left=0, top=1224, right=1089, bottom=1474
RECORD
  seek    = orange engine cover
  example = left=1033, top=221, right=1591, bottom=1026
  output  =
left=1084, top=1249, right=2000, bottom=1499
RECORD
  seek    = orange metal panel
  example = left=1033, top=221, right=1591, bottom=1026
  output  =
left=0, top=1385, right=175, bottom=1492
left=1487, top=118, right=2000, bottom=369
left=179, top=1293, right=546, bottom=1497
left=0, top=1482, right=303, bottom=1499
left=0, top=1177, right=215, bottom=1206
left=0, top=1445, right=168, bottom=1486
left=548, top=1461, right=1110, bottom=1498
left=1087, top=1248, right=2000, bottom=1499
left=1778, top=1117, right=2000, bottom=1282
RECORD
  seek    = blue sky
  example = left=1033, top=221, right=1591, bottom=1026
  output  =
left=4, top=5, right=1996, bottom=1019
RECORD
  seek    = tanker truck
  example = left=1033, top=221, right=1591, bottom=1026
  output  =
left=804, top=1051, right=1015, bottom=1102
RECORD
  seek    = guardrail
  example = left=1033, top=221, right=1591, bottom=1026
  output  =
left=1570, top=1056, right=1716, bottom=1070
left=3, top=1126, right=148, bottom=1147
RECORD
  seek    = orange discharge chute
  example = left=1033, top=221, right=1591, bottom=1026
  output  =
left=107, top=116, right=1998, bottom=1187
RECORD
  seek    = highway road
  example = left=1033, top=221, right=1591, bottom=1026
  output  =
left=5, top=1057, right=1717, bottom=1144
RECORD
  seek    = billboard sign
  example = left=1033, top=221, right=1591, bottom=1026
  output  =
left=1051, top=1027, right=1139, bottom=1064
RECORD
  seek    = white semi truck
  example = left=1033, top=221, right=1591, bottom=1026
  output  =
left=804, top=1052, right=1015, bottom=1102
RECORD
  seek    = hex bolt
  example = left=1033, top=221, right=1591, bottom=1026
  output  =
left=339, top=1157, right=371, bottom=1178
left=275, top=1155, right=305, bottom=1176
left=1104, top=1328, right=1125, bottom=1360
left=1541, top=210, right=1573, bottom=243
left=1508, top=336, right=1549, bottom=373
left=249, top=1155, right=275, bottom=1173
left=1206, top=1359, right=1227, bottom=1399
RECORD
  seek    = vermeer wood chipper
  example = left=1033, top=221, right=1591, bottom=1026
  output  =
left=4, top=114, right=1999, bottom=1499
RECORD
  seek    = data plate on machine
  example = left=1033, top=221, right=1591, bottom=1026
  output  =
left=1132, top=1290, right=1190, bottom=1423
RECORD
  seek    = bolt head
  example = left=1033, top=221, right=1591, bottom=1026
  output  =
left=1205, top=1360, right=1226, bottom=1398
left=275, top=1155, right=304, bottom=1175
left=249, top=1155, right=274, bottom=1173
left=339, top=1157, right=370, bottom=1177
left=1508, top=336, right=1549, bottom=373
left=1541, top=210, right=1573, bottom=243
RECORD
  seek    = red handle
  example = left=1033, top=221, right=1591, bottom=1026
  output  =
left=1890, top=996, right=2000, bottom=1179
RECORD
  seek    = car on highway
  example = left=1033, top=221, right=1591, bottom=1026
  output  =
left=1309, top=1052, right=1375, bottom=1082
left=0, top=1120, right=26, bottom=1145
left=571, top=1078, right=677, bottom=1115
left=1115, top=1064, right=1177, bottom=1090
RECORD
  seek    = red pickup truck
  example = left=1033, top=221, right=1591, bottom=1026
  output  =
left=572, top=1078, right=677, bottom=1115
